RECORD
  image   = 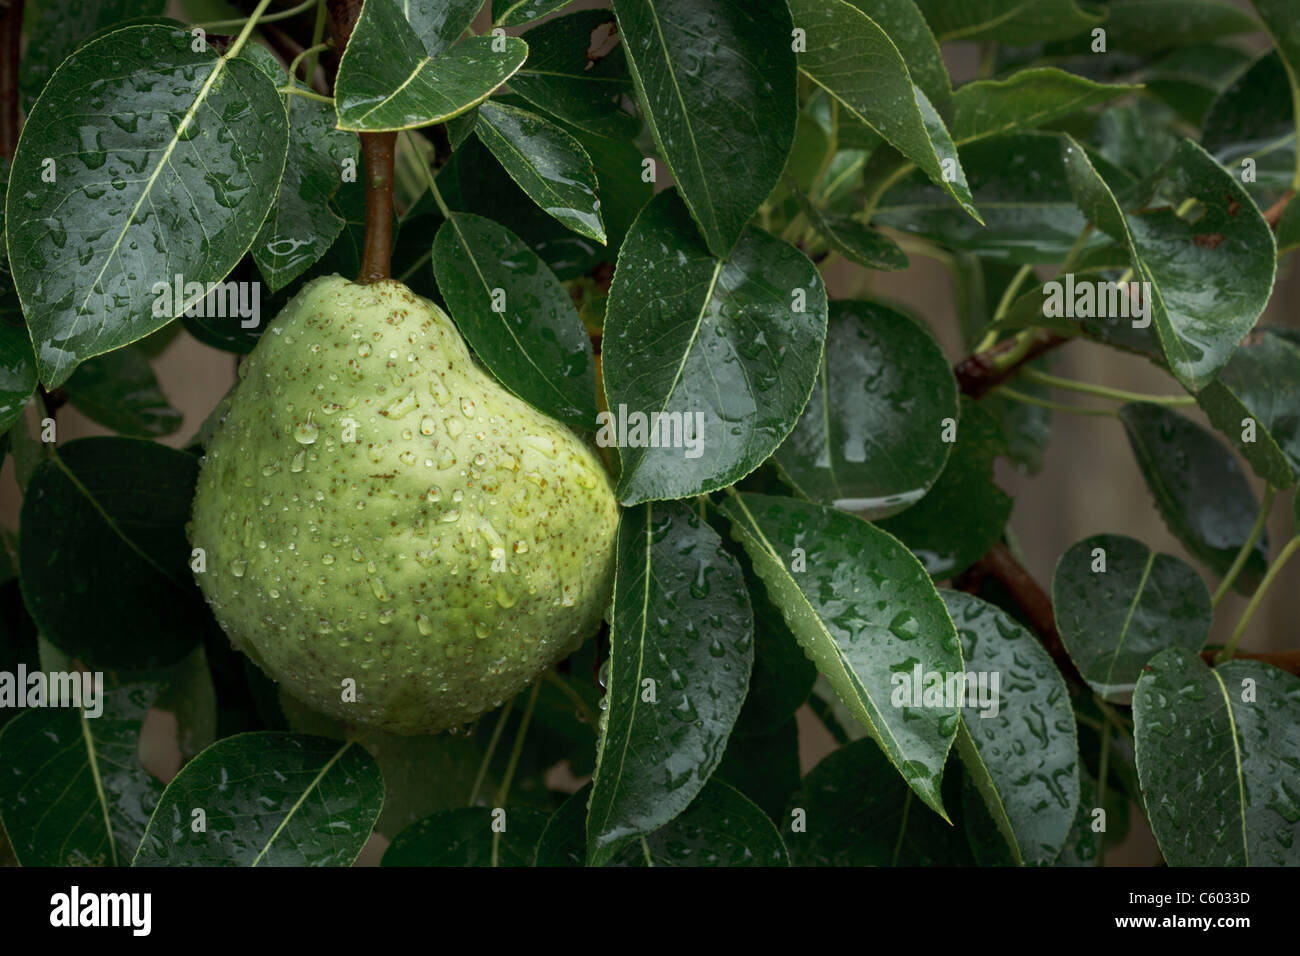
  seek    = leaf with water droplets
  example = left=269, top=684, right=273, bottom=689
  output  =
left=720, top=492, right=963, bottom=819
left=587, top=500, right=754, bottom=866
left=787, top=179, right=908, bottom=271
left=382, top=806, right=551, bottom=866
left=472, top=100, right=605, bottom=244
left=1119, top=403, right=1269, bottom=592
left=20, top=437, right=208, bottom=668
left=62, top=345, right=181, bottom=437
left=0, top=320, right=36, bottom=435
left=774, top=300, right=957, bottom=518
left=433, top=212, right=596, bottom=427
left=877, top=397, right=1013, bottom=578
left=8, top=25, right=288, bottom=389
left=509, top=9, right=641, bottom=140
left=494, top=0, right=581, bottom=27
left=613, top=0, right=797, bottom=256
left=1196, top=327, right=1300, bottom=489
left=790, top=0, right=979, bottom=223
left=785, top=739, right=973, bottom=864
left=950, top=69, right=1141, bottom=145
left=914, top=0, right=1103, bottom=44
left=1133, top=649, right=1300, bottom=866
left=335, top=0, right=528, bottom=132
left=133, top=732, right=383, bottom=866
left=543, top=779, right=787, bottom=866
left=603, top=189, right=828, bottom=504
left=1201, top=52, right=1295, bottom=213
left=1251, top=0, right=1300, bottom=188
left=0, top=681, right=162, bottom=866
left=942, top=591, right=1079, bottom=865
left=1053, top=534, right=1212, bottom=703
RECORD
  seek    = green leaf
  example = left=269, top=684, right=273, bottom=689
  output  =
left=1134, top=649, right=1300, bottom=866
left=1253, top=0, right=1300, bottom=187
left=773, top=300, right=957, bottom=518
left=720, top=492, right=963, bottom=819
left=7, top=25, right=288, bottom=388
left=1119, top=403, right=1269, bottom=590
left=602, top=190, right=828, bottom=504
left=1196, top=327, right=1300, bottom=488
left=613, top=0, right=797, bottom=257
left=845, top=0, right=950, bottom=113
left=874, top=132, right=1124, bottom=264
left=495, top=0, right=579, bottom=27
left=1141, top=44, right=1254, bottom=127
left=0, top=321, right=36, bottom=435
left=541, top=779, right=788, bottom=866
left=133, top=732, right=383, bottom=866
left=716, top=717, right=801, bottom=821
left=508, top=10, right=640, bottom=140
left=950, top=69, right=1141, bottom=145
left=791, top=0, right=979, bottom=222
left=62, top=345, right=181, bottom=437
left=1062, top=135, right=1276, bottom=392
left=788, top=181, right=908, bottom=270
left=586, top=501, right=754, bottom=866
left=1202, top=52, right=1295, bottom=207
left=19, top=0, right=166, bottom=109
left=0, top=579, right=38, bottom=733
left=0, top=682, right=162, bottom=866
left=473, top=100, right=605, bottom=244
left=915, top=0, right=1102, bottom=44
left=943, top=592, right=1079, bottom=865
left=432, top=212, right=597, bottom=427
left=335, top=0, right=528, bottom=132
left=399, top=0, right=484, bottom=52
left=1104, top=0, right=1260, bottom=52
left=253, top=76, right=358, bottom=292
left=1052, top=534, right=1212, bottom=702
left=786, top=740, right=973, bottom=865
left=877, top=397, right=1013, bottom=578
left=382, top=806, right=551, bottom=866
left=20, top=437, right=209, bottom=668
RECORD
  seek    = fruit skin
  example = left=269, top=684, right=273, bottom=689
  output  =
left=190, top=275, right=618, bottom=734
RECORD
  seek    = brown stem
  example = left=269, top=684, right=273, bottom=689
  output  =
left=0, top=0, right=23, bottom=161
left=358, top=131, right=396, bottom=282
left=955, top=330, right=1068, bottom=399
left=1262, top=189, right=1293, bottom=230
left=1201, top=648, right=1300, bottom=676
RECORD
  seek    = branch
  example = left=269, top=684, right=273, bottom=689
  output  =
left=1262, top=189, right=1293, bottom=230
left=955, top=330, right=1068, bottom=399
left=0, top=0, right=23, bottom=161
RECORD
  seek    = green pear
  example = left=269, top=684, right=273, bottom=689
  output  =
left=190, top=275, right=618, bottom=734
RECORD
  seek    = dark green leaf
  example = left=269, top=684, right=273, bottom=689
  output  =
left=1134, top=649, right=1300, bottom=866
left=20, top=437, right=208, bottom=668
left=1053, top=534, right=1212, bottom=702
left=8, top=25, right=287, bottom=388
left=878, top=397, right=1013, bottom=578
left=382, top=806, right=551, bottom=866
left=943, top=591, right=1079, bottom=865
left=845, top=0, right=950, bottom=113
left=134, top=732, right=383, bottom=866
left=0, top=681, right=161, bottom=866
left=915, top=0, right=1102, bottom=44
left=791, top=0, right=979, bottom=222
left=1104, top=0, right=1260, bottom=52
left=62, top=345, right=181, bottom=437
left=716, top=716, right=801, bottom=821
left=495, top=0, right=579, bottom=26
left=0, top=321, right=36, bottom=434
left=1119, top=403, right=1268, bottom=590
left=433, top=212, right=597, bottom=426
left=950, top=69, right=1140, bottom=145
left=474, top=100, right=605, bottom=243
left=614, top=0, right=797, bottom=256
left=587, top=501, right=754, bottom=866
left=720, top=492, right=963, bottom=819
left=774, top=300, right=957, bottom=518
left=1141, top=44, right=1253, bottom=126
left=602, top=189, right=827, bottom=504
left=789, top=181, right=909, bottom=270
left=1252, top=0, right=1300, bottom=188
left=1202, top=52, right=1295, bottom=207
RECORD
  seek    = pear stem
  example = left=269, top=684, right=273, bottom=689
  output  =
left=359, top=130, right=396, bottom=282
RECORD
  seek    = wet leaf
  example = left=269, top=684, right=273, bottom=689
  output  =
left=1053, top=534, right=1212, bottom=703
left=915, top=0, right=1103, bottom=44
left=943, top=591, right=1079, bottom=865
left=1119, top=403, right=1269, bottom=590
left=494, top=0, right=580, bottom=27
left=62, top=345, right=182, bottom=437
left=845, top=0, right=950, bottom=113
left=774, top=300, right=957, bottom=519
left=716, top=716, right=801, bottom=821
left=950, top=70, right=1140, bottom=145
left=433, top=212, right=596, bottom=427
left=1201, top=52, right=1295, bottom=209
left=602, top=189, right=827, bottom=504
left=8, top=25, right=288, bottom=388
left=720, top=492, right=963, bottom=819
left=1133, top=649, right=1300, bottom=866
left=0, top=682, right=162, bottom=866
left=877, top=397, right=1013, bottom=578
left=473, top=100, right=605, bottom=243
left=382, top=806, right=551, bottom=866
left=791, top=0, right=979, bottom=222
left=0, top=321, right=36, bottom=435
left=133, top=732, right=383, bottom=866
left=1252, top=0, right=1300, bottom=187
left=587, top=501, right=754, bottom=866
left=613, top=0, right=797, bottom=257
left=788, top=181, right=908, bottom=270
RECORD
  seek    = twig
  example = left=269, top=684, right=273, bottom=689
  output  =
left=1262, top=189, right=1293, bottom=230
left=955, top=330, right=1068, bottom=399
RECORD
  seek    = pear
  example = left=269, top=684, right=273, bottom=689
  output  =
left=189, top=275, right=618, bottom=734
